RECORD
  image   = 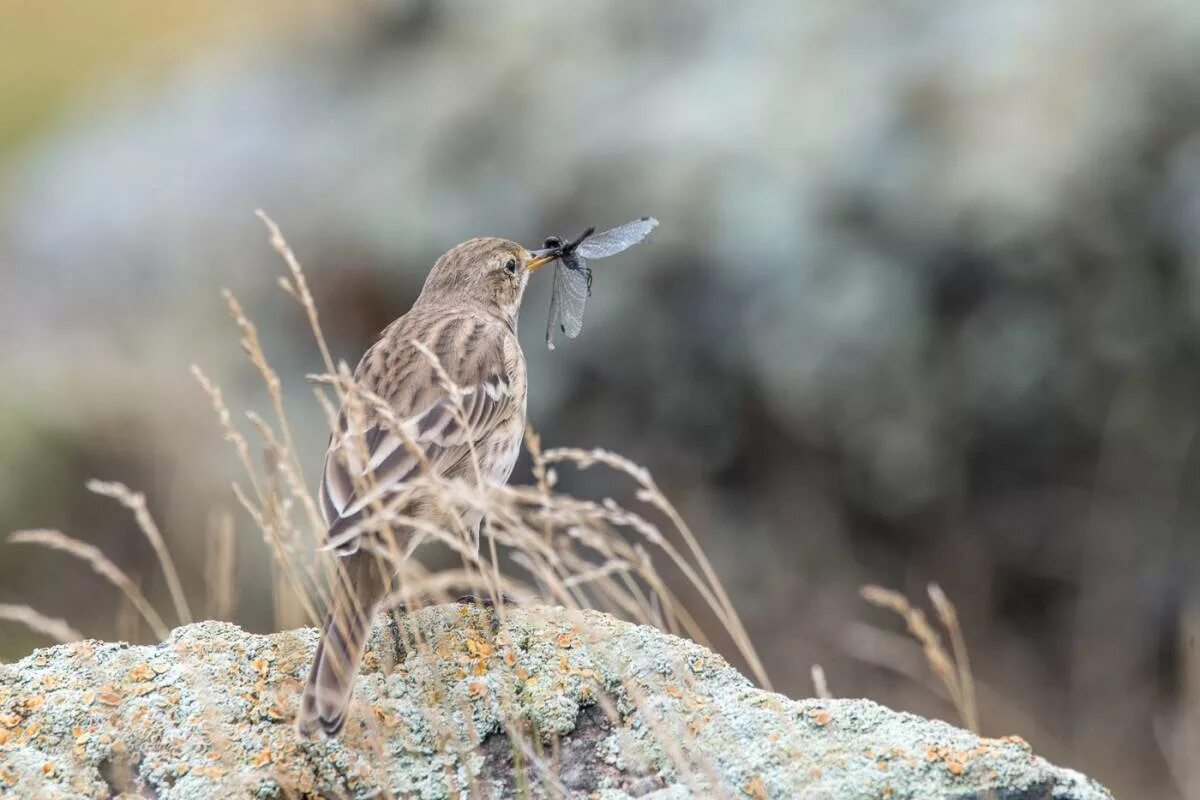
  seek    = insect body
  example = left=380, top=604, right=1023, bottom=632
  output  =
left=544, top=217, right=658, bottom=349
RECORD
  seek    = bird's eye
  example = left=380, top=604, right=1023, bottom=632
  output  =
left=504, top=258, right=518, bottom=274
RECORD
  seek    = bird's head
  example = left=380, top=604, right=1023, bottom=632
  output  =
left=417, top=237, right=558, bottom=321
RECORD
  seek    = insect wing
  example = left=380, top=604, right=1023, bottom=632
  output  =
left=555, top=255, right=591, bottom=339
left=545, top=260, right=566, bottom=349
left=575, top=217, right=658, bottom=259
left=545, top=257, right=590, bottom=349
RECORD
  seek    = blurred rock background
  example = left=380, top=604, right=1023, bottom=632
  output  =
left=2, top=1, right=1199, bottom=796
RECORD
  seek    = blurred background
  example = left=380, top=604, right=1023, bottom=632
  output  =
left=2, top=1, right=1199, bottom=796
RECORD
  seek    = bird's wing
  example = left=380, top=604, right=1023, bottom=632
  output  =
left=319, top=318, right=518, bottom=553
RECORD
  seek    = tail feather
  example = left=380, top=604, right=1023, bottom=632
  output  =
left=298, top=554, right=388, bottom=738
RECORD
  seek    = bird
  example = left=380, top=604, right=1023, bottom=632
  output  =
left=297, top=236, right=558, bottom=739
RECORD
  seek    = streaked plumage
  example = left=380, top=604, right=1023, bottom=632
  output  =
left=297, top=236, right=554, bottom=739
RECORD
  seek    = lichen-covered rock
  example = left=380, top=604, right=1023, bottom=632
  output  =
left=0, top=606, right=1111, bottom=799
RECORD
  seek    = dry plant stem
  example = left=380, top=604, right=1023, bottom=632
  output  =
left=9, top=529, right=169, bottom=640
left=811, top=664, right=832, bottom=700
left=542, top=447, right=770, bottom=690
left=0, top=603, right=83, bottom=644
left=205, top=512, right=237, bottom=620
left=861, top=583, right=979, bottom=733
left=86, top=479, right=192, bottom=627
left=222, top=290, right=326, bottom=540
left=927, top=582, right=979, bottom=733
left=192, top=366, right=265, bottom=503
left=246, top=409, right=328, bottom=617
left=255, top=210, right=336, bottom=380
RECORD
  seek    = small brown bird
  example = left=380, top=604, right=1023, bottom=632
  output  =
left=297, top=237, right=558, bottom=738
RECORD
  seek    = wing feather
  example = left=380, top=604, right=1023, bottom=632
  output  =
left=319, top=314, right=517, bottom=554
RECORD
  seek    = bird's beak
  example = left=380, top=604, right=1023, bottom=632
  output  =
left=527, top=246, right=559, bottom=273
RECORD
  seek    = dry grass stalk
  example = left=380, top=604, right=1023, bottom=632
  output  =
left=927, top=582, right=978, bottom=733
left=86, top=479, right=192, bottom=627
left=860, top=583, right=980, bottom=733
left=205, top=512, right=238, bottom=620
left=0, top=603, right=83, bottom=644
left=255, top=209, right=336, bottom=378
left=221, top=290, right=326, bottom=541
left=811, top=664, right=832, bottom=700
left=8, top=529, right=169, bottom=640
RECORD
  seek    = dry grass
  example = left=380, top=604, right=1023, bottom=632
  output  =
left=8, top=528, right=170, bottom=641
left=810, top=663, right=831, bottom=700
left=86, top=479, right=192, bottom=626
left=860, top=582, right=980, bottom=733
left=191, top=211, right=776, bottom=792
left=0, top=211, right=1009, bottom=795
left=0, top=603, right=83, bottom=644
left=205, top=511, right=237, bottom=621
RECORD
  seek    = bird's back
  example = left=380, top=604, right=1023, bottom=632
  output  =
left=318, top=304, right=527, bottom=552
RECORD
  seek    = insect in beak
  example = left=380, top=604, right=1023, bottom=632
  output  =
left=526, top=245, right=561, bottom=272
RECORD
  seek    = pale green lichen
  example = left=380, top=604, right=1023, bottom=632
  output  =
left=0, top=606, right=1113, bottom=799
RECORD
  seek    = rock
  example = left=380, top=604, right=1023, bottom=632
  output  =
left=0, top=606, right=1112, bottom=799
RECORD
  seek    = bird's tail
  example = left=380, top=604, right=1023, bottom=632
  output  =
left=297, top=554, right=388, bottom=738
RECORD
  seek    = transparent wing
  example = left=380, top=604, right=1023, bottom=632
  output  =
left=575, top=217, right=658, bottom=259
left=545, top=256, right=590, bottom=349
left=556, top=257, right=590, bottom=339
left=545, top=260, right=566, bottom=350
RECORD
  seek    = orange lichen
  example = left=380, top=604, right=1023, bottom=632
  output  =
left=97, top=690, right=122, bottom=706
left=946, top=760, right=966, bottom=776
left=251, top=748, right=273, bottom=768
left=468, top=682, right=489, bottom=700
left=0, top=713, right=21, bottom=728
left=465, top=637, right=493, bottom=658
left=743, top=775, right=767, bottom=799
left=128, top=664, right=154, bottom=682
left=434, top=637, right=457, bottom=660
left=1, top=766, right=17, bottom=786
left=372, top=707, right=398, bottom=729
left=810, top=710, right=832, bottom=726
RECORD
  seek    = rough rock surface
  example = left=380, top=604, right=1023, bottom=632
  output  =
left=0, top=606, right=1112, bottom=799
